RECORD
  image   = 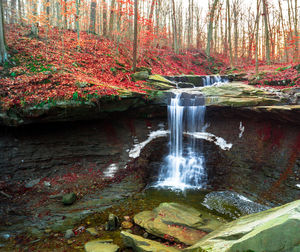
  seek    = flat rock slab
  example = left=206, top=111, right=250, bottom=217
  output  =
left=134, top=202, right=224, bottom=245
left=184, top=199, right=300, bottom=252
left=121, top=231, right=179, bottom=252
left=84, top=239, right=119, bottom=252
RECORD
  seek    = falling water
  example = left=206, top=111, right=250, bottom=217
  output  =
left=156, top=93, right=207, bottom=190
left=156, top=76, right=228, bottom=190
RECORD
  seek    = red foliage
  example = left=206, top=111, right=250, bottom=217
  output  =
left=0, top=25, right=215, bottom=110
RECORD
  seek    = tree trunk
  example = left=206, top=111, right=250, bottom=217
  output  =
left=132, top=0, right=138, bottom=71
left=18, top=0, right=23, bottom=25
left=102, top=0, right=107, bottom=36
left=116, top=0, right=122, bottom=53
left=10, top=0, right=17, bottom=23
left=147, top=0, right=155, bottom=35
left=294, top=0, right=298, bottom=62
left=226, top=0, right=233, bottom=67
left=224, top=4, right=228, bottom=55
left=233, top=1, right=239, bottom=64
left=75, top=0, right=80, bottom=46
left=89, top=1, right=97, bottom=33
left=262, top=0, right=270, bottom=64
left=0, top=0, right=8, bottom=63
left=64, top=0, right=68, bottom=29
left=45, top=0, right=50, bottom=23
left=255, top=0, right=261, bottom=75
left=206, top=0, right=219, bottom=57
left=109, top=0, right=116, bottom=36
left=171, top=0, right=178, bottom=53
left=31, top=1, right=39, bottom=37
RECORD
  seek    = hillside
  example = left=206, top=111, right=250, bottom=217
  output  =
left=0, top=25, right=222, bottom=111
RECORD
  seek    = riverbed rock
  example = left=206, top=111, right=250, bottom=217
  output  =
left=64, top=229, right=75, bottom=239
left=134, top=202, right=224, bottom=245
left=86, top=227, right=98, bottom=236
left=202, top=191, right=269, bottom=219
left=25, top=179, right=40, bottom=188
left=62, top=193, right=77, bottom=205
left=121, top=221, right=133, bottom=229
left=105, top=213, right=119, bottom=231
left=84, top=239, right=119, bottom=252
left=121, top=231, right=179, bottom=252
left=184, top=199, right=300, bottom=252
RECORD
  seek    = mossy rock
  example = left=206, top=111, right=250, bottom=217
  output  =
left=132, top=71, right=149, bottom=81
left=134, top=202, right=224, bottom=245
left=184, top=200, right=300, bottom=252
left=62, top=193, right=77, bottom=205
left=136, top=67, right=152, bottom=75
left=148, top=74, right=174, bottom=84
left=121, top=231, right=179, bottom=252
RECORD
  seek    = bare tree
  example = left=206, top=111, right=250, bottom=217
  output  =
left=30, top=0, right=39, bottom=37
left=255, top=0, right=261, bottom=74
left=232, top=0, right=241, bottom=64
left=171, top=0, right=178, bottom=53
left=18, top=0, right=23, bottom=25
left=132, top=0, right=138, bottom=71
left=0, top=0, right=8, bottom=63
left=227, top=0, right=233, bottom=67
left=206, top=0, right=219, bottom=57
left=10, top=0, right=17, bottom=23
left=262, top=0, right=271, bottom=64
left=75, top=0, right=80, bottom=45
left=89, top=0, right=97, bottom=33
left=109, top=0, right=116, bottom=36
left=102, top=0, right=107, bottom=36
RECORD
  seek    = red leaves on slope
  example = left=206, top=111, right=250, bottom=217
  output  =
left=0, top=25, right=217, bottom=110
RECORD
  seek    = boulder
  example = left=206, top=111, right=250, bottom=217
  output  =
left=64, top=229, right=75, bottom=239
left=86, top=227, right=98, bottom=236
left=184, top=200, right=300, bottom=252
left=62, top=193, right=77, bottom=205
left=148, top=74, right=174, bottom=84
left=84, top=239, right=119, bottom=252
left=121, top=231, right=179, bottom=252
left=134, top=202, right=224, bottom=245
left=121, top=221, right=133, bottom=229
left=105, top=213, right=119, bottom=231
left=132, top=71, right=149, bottom=81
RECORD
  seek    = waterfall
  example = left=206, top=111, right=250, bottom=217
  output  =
left=156, top=76, right=228, bottom=190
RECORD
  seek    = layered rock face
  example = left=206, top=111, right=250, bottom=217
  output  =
left=204, top=109, right=300, bottom=204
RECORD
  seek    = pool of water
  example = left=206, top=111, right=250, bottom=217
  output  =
left=1, top=186, right=269, bottom=251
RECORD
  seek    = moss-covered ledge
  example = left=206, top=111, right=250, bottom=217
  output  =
left=0, top=92, right=166, bottom=127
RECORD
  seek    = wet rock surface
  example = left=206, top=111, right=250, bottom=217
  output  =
left=202, top=191, right=270, bottom=219
left=84, top=239, right=120, bottom=252
left=134, top=202, right=224, bottom=245
left=121, top=231, right=180, bottom=252
left=0, top=117, right=164, bottom=238
left=185, top=200, right=300, bottom=252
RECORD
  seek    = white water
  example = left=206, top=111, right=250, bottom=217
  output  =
left=156, top=93, right=207, bottom=190
left=156, top=76, right=229, bottom=190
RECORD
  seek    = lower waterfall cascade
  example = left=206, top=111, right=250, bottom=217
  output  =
left=156, top=76, right=229, bottom=190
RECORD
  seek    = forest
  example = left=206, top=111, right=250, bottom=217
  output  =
left=0, top=0, right=299, bottom=111
left=0, top=0, right=300, bottom=251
